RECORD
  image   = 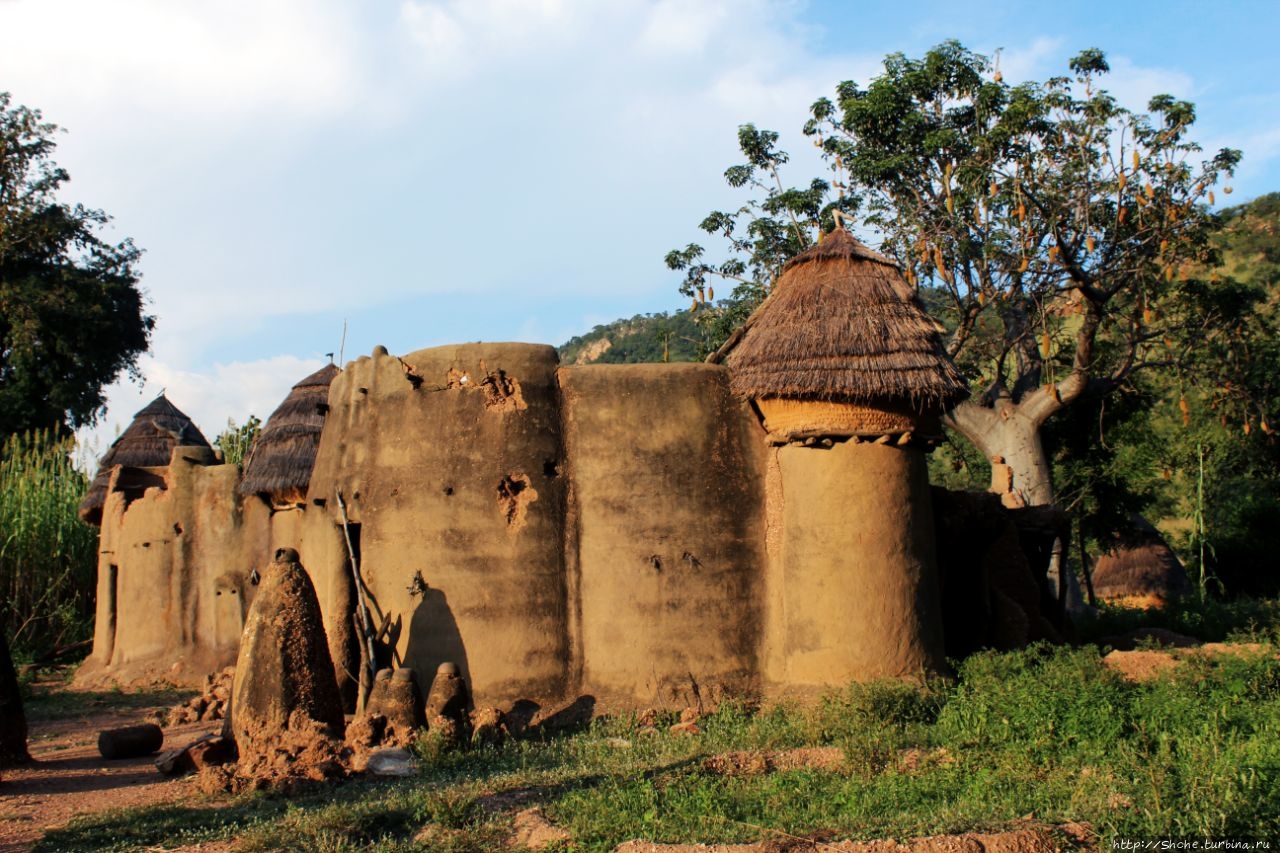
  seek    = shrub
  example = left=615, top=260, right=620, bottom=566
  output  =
left=0, top=429, right=97, bottom=656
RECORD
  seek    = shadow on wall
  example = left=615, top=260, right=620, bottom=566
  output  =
left=406, top=588, right=470, bottom=699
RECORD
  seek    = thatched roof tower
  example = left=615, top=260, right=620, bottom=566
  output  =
left=78, top=395, right=211, bottom=525
left=239, top=363, right=339, bottom=508
left=715, top=227, right=967, bottom=442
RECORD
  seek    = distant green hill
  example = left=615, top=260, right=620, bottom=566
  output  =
left=559, top=310, right=708, bottom=365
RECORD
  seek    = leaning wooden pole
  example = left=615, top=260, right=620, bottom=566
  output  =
left=336, top=489, right=378, bottom=714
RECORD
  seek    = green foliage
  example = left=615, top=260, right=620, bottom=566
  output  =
left=665, top=124, right=857, bottom=352
left=1075, top=596, right=1280, bottom=644
left=1039, top=193, right=1280, bottom=595
left=670, top=42, right=1260, bottom=515
left=558, top=310, right=708, bottom=363
left=0, top=92, right=153, bottom=436
left=214, top=415, right=261, bottom=467
left=0, top=429, right=97, bottom=655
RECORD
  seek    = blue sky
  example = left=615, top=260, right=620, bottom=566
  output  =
left=1, top=0, right=1277, bottom=452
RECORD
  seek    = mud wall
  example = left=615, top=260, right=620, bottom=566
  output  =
left=304, top=347, right=772, bottom=710
left=763, top=442, right=946, bottom=687
left=86, top=342, right=975, bottom=707
left=559, top=364, right=767, bottom=706
left=78, top=447, right=271, bottom=687
left=305, top=343, right=571, bottom=708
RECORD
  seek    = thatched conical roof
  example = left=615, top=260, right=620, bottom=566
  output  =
left=714, top=227, right=968, bottom=410
left=78, top=395, right=211, bottom=525
left=238, top=363, right=339, bottom=507
left=1092, top=517, right=1190, bottom=608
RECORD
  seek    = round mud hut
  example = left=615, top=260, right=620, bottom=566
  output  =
left=239, top=363, right=340, bottom=509
left=1091, top=517, right=1190, bottom=609
left=78, top=394, right=211, bottom=526
left=717, top=225, right=968, bottom=684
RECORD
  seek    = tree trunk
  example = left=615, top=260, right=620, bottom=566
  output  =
left=945, top=394, right=1086, bottom=611
left=945, top=397, right=1055, bottom=507
left=0, top=628, right=30, bottom=767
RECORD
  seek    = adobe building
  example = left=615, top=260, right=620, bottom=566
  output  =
left=714, top=227, right=968, bottom=686
left=78, top=231, right=1062, bottom=710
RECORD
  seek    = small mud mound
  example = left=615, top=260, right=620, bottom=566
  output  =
left=167, top=666, right=235, bottom=724
left=1102, top=642, right=1278, bottom=682
left=201, top=713, right=347, bottom=794
left=1102, top=649, right=1183, bottom=682
left=614, top=825, right=1066, bottom=852
left=702, top=747, right=846, bottom=777
left=223, top=549, right=347, bottom=792
left=511, top=806, right=572, bottom=850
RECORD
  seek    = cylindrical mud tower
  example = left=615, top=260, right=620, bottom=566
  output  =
left=306, top=343, right=571, bottom=709
left=718, top=226, right=969, bottom=687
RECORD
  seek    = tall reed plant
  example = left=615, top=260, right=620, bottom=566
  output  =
left=0, top=429, right=97, bottom=658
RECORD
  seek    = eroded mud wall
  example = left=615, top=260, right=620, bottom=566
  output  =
left=558, top=364, right=768, bottom=706
left=306, top=343, right=570, bottom=707
left=78, top=448, right=267, bottom=687
left=764, top=441, right=946, bottom=687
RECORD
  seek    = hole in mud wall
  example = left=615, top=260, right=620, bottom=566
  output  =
left=496, top=474, right=537, bottom=531
left=443, top=486, right=454, bottom=496
left=445, top=367, right=472, bottom=389
left=173, top=522, right=183, bottom=535
left=543, top=459, right=559, bottom=479
left=479, top=370, right=525, bottom=411
left=104, top=564, right=119, bottom=654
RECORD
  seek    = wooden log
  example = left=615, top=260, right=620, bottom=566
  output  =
left=98, top=724, right=164, bottom=759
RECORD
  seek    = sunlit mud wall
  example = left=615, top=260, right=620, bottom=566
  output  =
left=88, top=343, right=1000, bottom=707
left=305, top=344, right=774, bottom=709
left=77, top=448, right=265, bottom=686
left=76, top=448, right=318, bottom=688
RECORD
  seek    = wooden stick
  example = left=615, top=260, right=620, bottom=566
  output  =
left=336, top=489, right=378, bottom=714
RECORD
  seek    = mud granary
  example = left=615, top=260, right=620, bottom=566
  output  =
left=78, top=230, right=1066, bottom=711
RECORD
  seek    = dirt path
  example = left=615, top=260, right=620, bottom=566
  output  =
left=0, top=699, right=221, bottom=853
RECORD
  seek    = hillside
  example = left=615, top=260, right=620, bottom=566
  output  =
left=558, top=310, right=706, bottom=365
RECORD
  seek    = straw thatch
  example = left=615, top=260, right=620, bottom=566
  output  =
left=78, top=395, right=211, bottom=525
left=239, top=363, right=339, bottom=507
left=1092, top=517, right=1190, bottom=609
left=714, top=227, right=968, bottom=411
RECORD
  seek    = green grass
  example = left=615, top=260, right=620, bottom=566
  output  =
left=1075, top=596, right=1280, bottom=645
left=32, top=630, right=1280, bottom=853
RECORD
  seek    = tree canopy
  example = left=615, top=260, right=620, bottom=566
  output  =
left=669, top=42, right=1257, bottom=511
left=0, top=93, right=153, bottom=436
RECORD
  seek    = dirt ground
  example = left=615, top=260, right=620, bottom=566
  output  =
left=0, top=694, right=223, bottom=853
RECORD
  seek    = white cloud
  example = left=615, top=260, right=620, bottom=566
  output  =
left=637, top=0, right=731, bottom=56
left=1102, top=56, right=1196, bottom=114
left=15, top=1, right=1272, bottom=451
left=398, top=0, right=582, bottom=80
left=0, top=0, right=364, bottom=124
